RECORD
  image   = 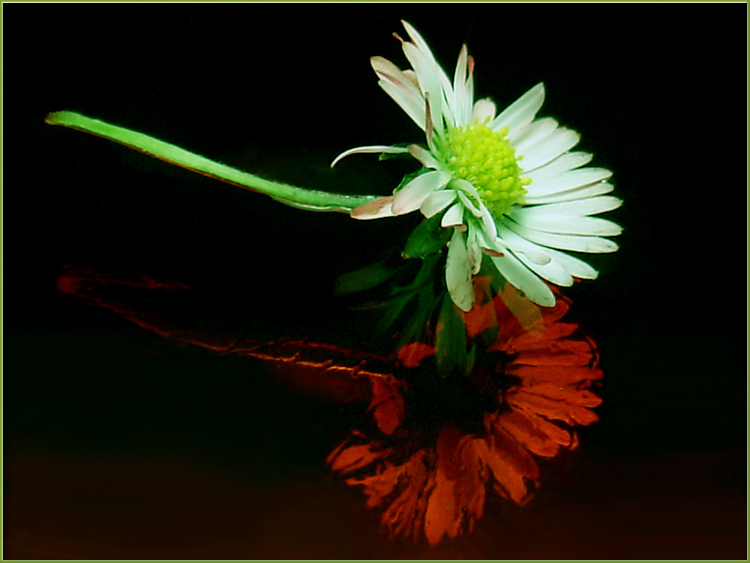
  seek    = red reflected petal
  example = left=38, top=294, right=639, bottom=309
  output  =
left=508, top=387, right=601, bottom=426
left=369, top=375, right=406, bottom=436
left=425, top=426, right=485, bottom=545
left=397, top=342, right=435, bottom=367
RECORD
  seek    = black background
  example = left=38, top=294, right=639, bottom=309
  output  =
left=4, top=4, right=747, bottom=559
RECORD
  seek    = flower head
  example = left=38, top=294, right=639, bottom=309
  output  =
left=333, top=22, right=622, bottom=311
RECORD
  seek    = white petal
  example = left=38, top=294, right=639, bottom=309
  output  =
left=524, top=182, right=615, bottom=204
left=496, top=220, right=598, bottom=280
left=472, top=98, right=496, bottom=124
left=505, top=220, right=619, bottom=253
left=408, top=144, right=441, bottom=169
left=495, top=222, right=551, bottom=264
left=518, top=129, right=580, bottom=173
left=401, top=21, right=454, bottom=102
left=497, top=223, right=599, bottom=280
left=542, top=247, right=599, bottom=280
left=520, top=195, right=623, bottom=216
left=510, top=117, right=558, bottom=153
left=457, top=190, right=484, bottom=218
left=350, top=196, right=396, bottom=220
left=513, top=247, right=552, bottom=266
left=466, top=225, right=483, bottom=275
left=517, top=250, right=574, bottom=287
left=524, top=151, right=593, bottom=182
left=525, top=167, right=613, bottom=198
left=378, top=80, right=426, bottom=132
left=441, top=202, right=464, bottom=228
left=489, top=82, right=545, bottom=136
left=402, top=41, right=447, bottom=133
left=479, top=203, right=498, bottom=241
left=446, top=228, right=474, bottom=312
left=477, top=226, right=508, bottom=255
left=392, top=170, right=451, bottom=215
left=490, top=251, right=556, bottom=307
left=330, top=145, right=410, bottom=168
left=420, top=189, right=457, bottom=218
left=452, top=178, right=484, bottom=217
left=511, top=211, right=623, bottom=236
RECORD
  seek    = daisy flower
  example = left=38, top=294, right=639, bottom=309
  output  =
left=332, top=21, right=622, bottom=311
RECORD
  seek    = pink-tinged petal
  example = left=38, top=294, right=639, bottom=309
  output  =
left=378, top=80, right=427, bottom=132
left=477, top=227, right=507, bottom=256
left=392, top=170, right=451, bottom=215
left=420, top=189, right=457, bottom=218
left=402, top=41, right=447, bottom=133
left=446, top=228, right=474, bottom=312
left=351, top=196, right=396, bottom=220
left=452, top=45, right=472, bottom=125
left=372, top=56, right=427, bottom=130
left=464, top=55, right=475, bottom=124
left=331, top=145, right=410, bottom=168
left=489, top=83, right=545, bottom=136
left=401, top=21, right=454, bottom=101
left=408, top=144, right=441, bottom=169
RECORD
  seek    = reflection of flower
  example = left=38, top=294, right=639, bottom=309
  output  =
left=332, top=22, right=622, bottom=311
left=328, top=282, right=602, bottom=545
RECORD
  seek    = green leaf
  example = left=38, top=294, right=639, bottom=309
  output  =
left=402, top=213, right=452, bottom=259
left=334, top=261, right=399, bottom=295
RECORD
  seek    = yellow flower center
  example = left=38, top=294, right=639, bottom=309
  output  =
left=441, top=123, right=530, bottom=217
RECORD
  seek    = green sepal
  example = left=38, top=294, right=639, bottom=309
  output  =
left=435, top=292, right=467, bottom=379
left=402, top=213, right=452, bottom=259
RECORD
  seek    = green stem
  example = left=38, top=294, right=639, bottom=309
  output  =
left=45, top=111, right=380, bottom=213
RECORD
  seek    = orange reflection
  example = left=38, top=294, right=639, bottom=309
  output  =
left=328, top=278, right=602, bottom=544
left=57, top=266, right=602, bottom=545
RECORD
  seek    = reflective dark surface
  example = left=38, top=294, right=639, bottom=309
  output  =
left=5, top=4, right=747, bottom=559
